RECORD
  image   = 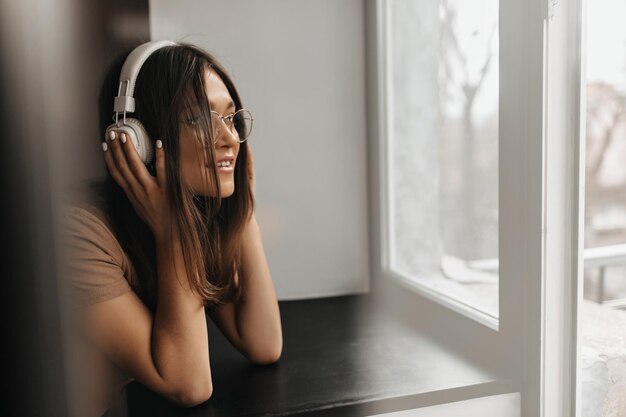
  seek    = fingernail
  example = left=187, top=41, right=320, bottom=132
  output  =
left=156, top=140, right=162, bottom=149
left=101, top=142, right=108, bottom=152
left=108, top=131, right=116, bottom=141
left=121, top=133, right=127, bottom=144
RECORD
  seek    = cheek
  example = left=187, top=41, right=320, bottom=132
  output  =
left=179, top=141, right=209, bottom=182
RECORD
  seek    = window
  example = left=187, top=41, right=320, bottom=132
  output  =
left=581, top=0, right=626, bottom=414
left=380, top=0, right=500, bottom=327
left=372, top=0, right=585, bottom=414
left=583, top=0, right=626, bottom=307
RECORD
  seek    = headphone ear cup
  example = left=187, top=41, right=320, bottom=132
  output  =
left=104, top=118, right=154, bottom=164
left=124, top=118, right=154, bottom=164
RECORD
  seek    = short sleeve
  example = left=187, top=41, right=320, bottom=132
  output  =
left=60, top=206, right=132, bottom=308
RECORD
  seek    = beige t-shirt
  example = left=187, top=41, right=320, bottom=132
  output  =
left=60, top=203, right=138, bottom=417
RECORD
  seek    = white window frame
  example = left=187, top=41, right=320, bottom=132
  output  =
left=536, top=0, right=585, bottom=415
left=368, top=0, right=585, bottom=415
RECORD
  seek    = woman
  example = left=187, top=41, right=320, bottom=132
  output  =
left=61, top=41, right=282, bottom=417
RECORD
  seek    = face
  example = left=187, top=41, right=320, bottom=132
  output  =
left=178, top=68, right=240, bottom=197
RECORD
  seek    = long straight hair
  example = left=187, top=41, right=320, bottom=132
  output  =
left=96, top=43, right=254, bottom=311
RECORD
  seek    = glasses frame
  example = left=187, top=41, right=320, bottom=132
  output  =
left=209, top=108, right=254, bottom=144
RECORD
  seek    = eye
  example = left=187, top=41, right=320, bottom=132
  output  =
left=223, top=113, right=235, bottom=124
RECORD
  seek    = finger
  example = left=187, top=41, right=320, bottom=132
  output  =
left=110, top=132, right=144, bottom=197
left=102, top=139, right=129, bottom=193
left=155, top=139, right=166, bottom=189
left=120, top=131, right=157, bottom=192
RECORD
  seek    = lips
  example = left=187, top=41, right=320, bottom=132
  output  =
left=212, top=154, right=235, bottom=171
left=218, top=155, right=235, bottom=163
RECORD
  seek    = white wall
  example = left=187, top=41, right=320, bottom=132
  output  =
left=150, top=0, right=370, bottom=300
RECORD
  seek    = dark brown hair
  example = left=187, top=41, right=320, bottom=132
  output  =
left=96, top=43, right=254, bottom=311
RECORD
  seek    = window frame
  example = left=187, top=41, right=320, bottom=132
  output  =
left=368, top=0, right=585, bottom=415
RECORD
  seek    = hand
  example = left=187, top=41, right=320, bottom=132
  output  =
left=247, top=142, right=256, bottom=198
left=102, top=132, right=173, bottom=241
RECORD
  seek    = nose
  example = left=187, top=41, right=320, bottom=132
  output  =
left=215, top=122, right=239, bottom=147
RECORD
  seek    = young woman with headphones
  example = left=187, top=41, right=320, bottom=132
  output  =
left=61, top=41, right=282, bottom=417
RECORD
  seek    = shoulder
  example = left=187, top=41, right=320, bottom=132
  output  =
left=61, top=204, right=121, bottom=256
left=60, top=185, right=133, bottom=307
left=63, top=204, right=114, bottom=238
left=61, top=179, right=117, bottom=244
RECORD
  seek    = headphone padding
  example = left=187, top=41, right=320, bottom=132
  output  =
left=105, top=118, right=154, bottom=164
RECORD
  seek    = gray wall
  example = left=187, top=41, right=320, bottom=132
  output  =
left=55, top=1, right=150, bottom=187
left=150, top=0, right=370, bottom=300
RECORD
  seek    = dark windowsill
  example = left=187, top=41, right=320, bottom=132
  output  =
left=126, top=294, right=515, bottom=416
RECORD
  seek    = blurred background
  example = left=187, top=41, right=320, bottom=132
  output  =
left=583, top=0, right=626, bottom=307
left=0, top=1, right=149, bottom=415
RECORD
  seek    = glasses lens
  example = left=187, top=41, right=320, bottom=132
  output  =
left=233, top=109, right=253, bottom=142
left=210, top=112, right=222, bottom=140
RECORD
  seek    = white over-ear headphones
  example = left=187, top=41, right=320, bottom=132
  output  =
left=105, top=40, right=178, bottom=165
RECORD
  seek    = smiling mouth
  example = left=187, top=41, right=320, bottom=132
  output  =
left=206, top=163, right=234, bottom=172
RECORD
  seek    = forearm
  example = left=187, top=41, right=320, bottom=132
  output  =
left=235, top=214, right=282, bottom=362
left=151, top=234, right=211, bottom=395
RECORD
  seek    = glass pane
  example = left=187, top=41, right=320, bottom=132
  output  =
left=582, top=0, right=626, bottom=415
left=583, top=0, right=626, bottom=302
left=387, top=0, right=499, bottom=318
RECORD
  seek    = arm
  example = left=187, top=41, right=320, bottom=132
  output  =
left=81, top=132, right=211, bottom=406
left=151, top=231, right=212, bottom=400
left=208, top=213, right=283, bottom=365
left=208, top=144, right=282, bottom=363
left=83, top=233, right=212, bottom=406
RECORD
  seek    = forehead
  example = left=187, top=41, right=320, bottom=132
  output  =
left=203, top=68, right=234, bottom=110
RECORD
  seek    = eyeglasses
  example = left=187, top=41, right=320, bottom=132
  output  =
left=181, top=108, right=254, bottom=144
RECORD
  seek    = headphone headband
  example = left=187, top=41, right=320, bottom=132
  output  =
left=113, top=40, right=178, bottom=114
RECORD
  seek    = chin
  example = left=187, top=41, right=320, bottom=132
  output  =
left=221, top=187, right=235, bottom=198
